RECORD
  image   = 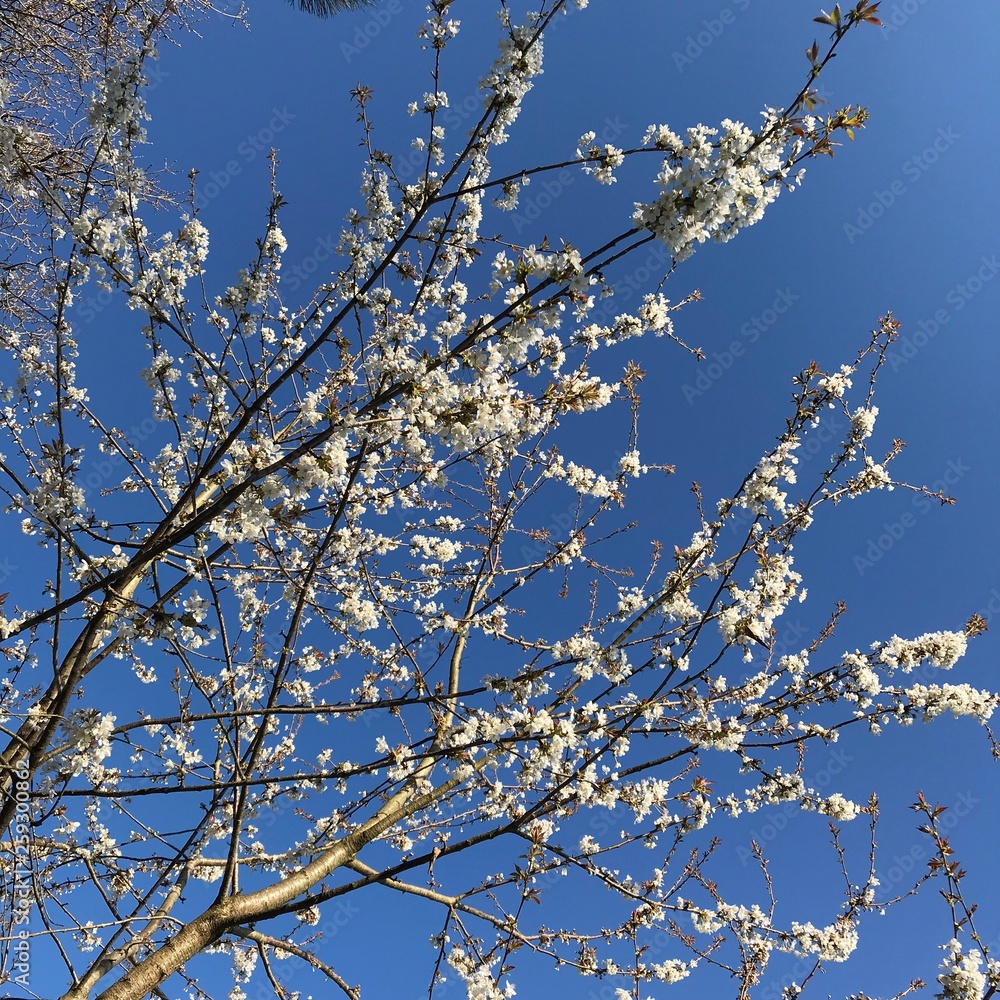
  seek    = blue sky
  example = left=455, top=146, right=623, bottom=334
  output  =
left=13, top=1, right=1000, bottom=997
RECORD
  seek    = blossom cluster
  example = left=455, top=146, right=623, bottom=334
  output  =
left=633, top=114, right=801, bottom=261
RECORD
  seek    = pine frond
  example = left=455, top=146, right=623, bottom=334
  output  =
left=287, top=0, right=377, bottom=17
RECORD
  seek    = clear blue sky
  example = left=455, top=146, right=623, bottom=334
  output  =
left=22, top=1, right=1000, bottom=997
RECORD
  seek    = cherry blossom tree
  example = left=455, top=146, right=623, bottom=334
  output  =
left=0, top=2, right=996, bottom=999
